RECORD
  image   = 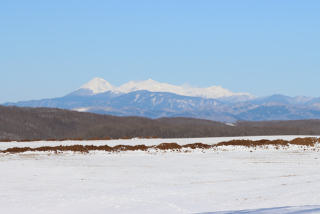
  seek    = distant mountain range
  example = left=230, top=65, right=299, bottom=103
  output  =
left=4, top=78, right=320, bottom=122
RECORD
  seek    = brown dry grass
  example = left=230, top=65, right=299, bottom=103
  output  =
left=215, top=139, right=289, bottom=147
left=155, top=143, right=182, bottom=150
left=215, top=137, right=319, bottom=147
left=183, top=143, right=212, bottom=149
left=290, top=137, right=318, bottom=146
left=1, top=137, right=319, bottom=154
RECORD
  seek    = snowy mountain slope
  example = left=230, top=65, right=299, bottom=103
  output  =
left=84, top=90, right=235, bottom=121
left=115, top=79, right=252, bottom=99
left=4, top=77, right=320, bottom=122
left=76, top=77, right=253, bottom=99
left=80, top=77, right=114, bottom=94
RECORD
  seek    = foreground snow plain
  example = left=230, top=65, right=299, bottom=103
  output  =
left=1, top=136, right=320, bottom=214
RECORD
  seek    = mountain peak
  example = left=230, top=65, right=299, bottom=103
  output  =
left=117, top=79, right=179, bottom=94
left=79, top=78, right=252, bottom=99
left=144, top=78, right=159, bottom=83
left=116, top=79, right=251, bottom=99
left=81, top=77, right=113, bottom=94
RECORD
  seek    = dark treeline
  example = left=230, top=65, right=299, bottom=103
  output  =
left=1, top=106, right=320, bottom=141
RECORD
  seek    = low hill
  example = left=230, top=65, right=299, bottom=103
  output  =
left=1, top=106, right=320, bottom=141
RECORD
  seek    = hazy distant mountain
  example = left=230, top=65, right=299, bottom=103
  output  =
left=4, top=78, right=320, bottom=122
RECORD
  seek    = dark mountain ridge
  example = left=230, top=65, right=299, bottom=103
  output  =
left=1, top=106, right=320, bottom=141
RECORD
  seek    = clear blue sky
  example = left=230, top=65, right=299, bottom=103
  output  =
left=1, top=0, right=319, bottom=102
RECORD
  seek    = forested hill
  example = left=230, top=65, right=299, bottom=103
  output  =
left=1, top=106, right=320, bottom=141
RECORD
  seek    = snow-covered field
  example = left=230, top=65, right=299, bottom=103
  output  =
left=1, top=136, right=320, bottom=214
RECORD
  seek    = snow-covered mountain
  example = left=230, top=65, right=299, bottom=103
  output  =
left=76, top=77, right=253, bottom=99
left=4, top=77, right=320, bottom=122
left=81, top=77, right=114, bottom=94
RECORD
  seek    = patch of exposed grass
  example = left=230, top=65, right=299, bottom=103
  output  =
left=1, top=138, right=319, bottom=154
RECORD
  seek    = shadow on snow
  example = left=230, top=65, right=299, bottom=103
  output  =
left=200, top=205, right=320, bottom=214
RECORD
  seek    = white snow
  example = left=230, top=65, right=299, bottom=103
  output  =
left=80, top=78, right=252, bottom=99
left=1, top=136, right=320, bottom=214
left=72, top=107, right=91, bottom=112
left=117, top=79, right=252, bottom=99
left=80, top=77, right=114, bottom=94
left=210, top=206, right=320, bottom=214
